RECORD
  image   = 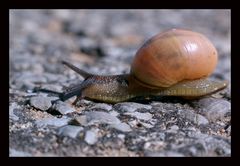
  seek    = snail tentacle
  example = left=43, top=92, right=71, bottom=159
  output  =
left=62, top=60, right=93, bottom=79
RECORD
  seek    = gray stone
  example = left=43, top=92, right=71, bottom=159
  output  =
left=44, top=73, right=68, bottom=83
left=39, top=84, right=63, bottom=93
left=53, top=101, right=75, bottom=115
left=9, top=102, right=20, bottom=121
left=9, top=148, right=32, bottom=157
left=117, top=134, right=126, bottom=141
left=144, top=141, right=165, bottom=151
left=11, top=72, right=48, bottom=90
left=226, top=125, right=231, bottom=135
left=58, top=125, right=83, bottom=138
left=90, top=103, right=112, bottom=111
left=13, top=72, right=47, bottom=84
left=128, top=119, right=154, bottom=129
left=195, top=114, right=209, bottom=125
left=186, top=130, right=209, bottom=139
left=204, top=136, right=231, bottom=155
left=48, top=96, right=60, bottom=101
left=139, top=121, right=154, bottom=128
left=110, top=123, right=132, bottom=132
left=30, top=96, right=52, bottom=111
left=145, top=151, right=185, bottom=157
left=35, top=117, right=70, bottom=128
left=175, top=142, right=208, bottom=156
left=124, top=112, right=153, bottom=121
left=85, top=111, right=121, bottom=125
left=109, top=110, right=119, bottom=117
left=178, top=109, right=209, bottom=125
left=84, top=129, right=98, bottom=145
left=197, top=98, right=231, bottom=122
left=114, top=102, right=152, bottom=112
left=74, top=115, right=88, bottom=126
left=169, top=125, right=179, bottom=131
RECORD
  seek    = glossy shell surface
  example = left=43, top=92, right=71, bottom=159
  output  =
left=131, top=29, right=218, bottom=87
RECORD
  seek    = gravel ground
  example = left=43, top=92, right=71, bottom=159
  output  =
left=9, top=9, right=231, bottom=157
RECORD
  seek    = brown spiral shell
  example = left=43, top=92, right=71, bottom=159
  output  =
left=130, top=29, right=218, bottom=88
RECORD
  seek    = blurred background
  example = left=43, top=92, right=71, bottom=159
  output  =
left=10, top=9, right=230, bottom=90
left=9, top=9, right=231, bottom=157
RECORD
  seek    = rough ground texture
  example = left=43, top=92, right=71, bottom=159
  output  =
left=9, top=10, right=231, bottom=157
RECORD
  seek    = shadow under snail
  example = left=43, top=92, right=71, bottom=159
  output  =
left=37, top=29, right=228, bottom=104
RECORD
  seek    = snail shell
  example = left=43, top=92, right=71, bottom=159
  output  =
left=131, top=29, right=218, bottom=88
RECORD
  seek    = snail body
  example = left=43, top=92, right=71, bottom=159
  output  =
left=39, top=29, right=228, bottom=104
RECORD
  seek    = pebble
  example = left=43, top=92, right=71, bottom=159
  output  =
left=145, top=151, right=184, bottom=157
left=84, top=129, right=98, bottom=145
left=184, top=144, right=206, bottom=155
left=186, top=130, right=209, bottom=139
left=197, top=98, right=231, bottom=122
left=178, top=109, right=209, bottom=125
left=109, top=110, right=119, bottom=117
left=9, top=148, right=32, bottom=157
left=124, top=112, right=153, bottom=121
left=138, top=121, right=154, bottom=128
left=90, top=103, right=112, bottom=111
left=195, top=115, right=209, bottom=125
left=35, top=117, right=70, bottom=128
left=169, top=125, right=179, bottom=131
left=225, top=126, right=231, bottom=135
left=38, top=84, right=63, bottom=92
left=110, top=123, right=132, bottom=132
left=117, top=134, right=125, bottom=141
left=144, top=141, right=165, bottom=151
left=13, top=72, right=47, bottom=84
left=85, top=111, right=121, bottom=125
left=9, top=102, right=20, bottom=121
left=203, top=136, right=231, bottom=155
left=114, top=102, right=152, bottom=112
left=128, top=120, right=139, bottom=129
left=53, top=101, right=75, bottom=115
left=47, top=96, right=60, bottom=101
left=58, top=125, right=83, bottom=138
left=12, top=72, right=47, bottom=90
left=77, top=37, right=99, bottom=52
left=128, top=119, right=153, bottom=129
left=44, top=73, right=68, bottom=83
left=30, top=96, right=52, bottom=111
left=74, top=115, right=88, bottom=126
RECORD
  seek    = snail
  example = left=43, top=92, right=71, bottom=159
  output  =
left=37, top=29, right=228, bottom=104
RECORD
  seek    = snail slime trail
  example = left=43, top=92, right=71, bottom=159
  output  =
left=36, top=29, right=228, bottom=104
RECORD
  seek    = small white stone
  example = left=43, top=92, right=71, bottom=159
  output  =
left=85, top=111, right=121, bottom=125
left=110, top=123, right=132, bottom=132
left=35, top=117, right=70, bottom=128
left=114, top=102, right=152, bottom=112
left=124, top=112, right=153, bottom=121
left=53, top=101, right=75, bottom=115
left=138, top=121, right=154, bottom=128
left=30, top=96, right=52, bottom=111
left=90, top=103, right=112, bottom=111
left=109, top=110, right=119, bottom=117
left=117, top=134, right=125, bottom=140
left=58, top=125, right=83, bottom=138
left=84, top=130, right=98, bottom=145
left=169, top=125, right=179, bottom=131
left=74, top=115, right=88, bottom=126
left=9, top=102, right=20, bottom=121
